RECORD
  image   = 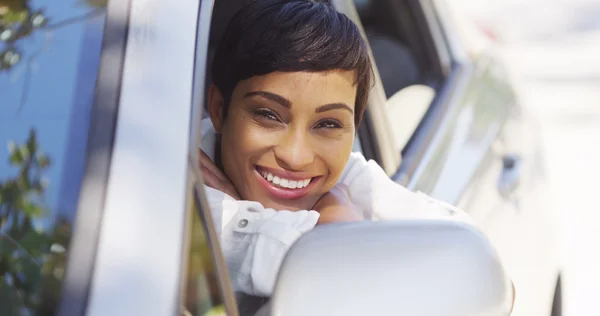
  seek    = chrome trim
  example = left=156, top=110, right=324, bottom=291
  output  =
left=189, top=0, right=214, bottom=149
left=419, top=0, right=452, bottom=76
left=396, top=0, right=474, bottom=188
left=57, top=1, right=130, bottom=315
left=86, top=0, right=200, bottom=315
left=186, top=0, right=240, bottom=314
left=406, top=64, right=473, bottom=190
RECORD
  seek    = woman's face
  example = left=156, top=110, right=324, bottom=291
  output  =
left=208, top=70, right=357, bottom=211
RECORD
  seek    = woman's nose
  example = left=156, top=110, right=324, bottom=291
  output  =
left=273, top=131, right=315, bottom=171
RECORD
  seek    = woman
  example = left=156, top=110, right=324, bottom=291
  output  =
left=199, top=0, right=471, bottom=297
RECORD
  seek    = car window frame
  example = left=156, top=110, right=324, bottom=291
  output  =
left=344, top=0, right=470, bottom=185
left=83, top=0, right=206, bottom=315
left=183, top=0, right=240, bottom=314
left=351, top=0, right=452, bottom=167
left=333, top=0, right=400, bottom=175
left=336, top=0, right=460, bottom=176
left=392, top=0, right=474, bottom=187
left=357, top=0, right=446, bottom=84
left=52, top=1, right=131, bottom=314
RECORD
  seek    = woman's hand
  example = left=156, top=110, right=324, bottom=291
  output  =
left=314, top=184, right=364, bottom=224
left=199, top=150, right=240, bottom=200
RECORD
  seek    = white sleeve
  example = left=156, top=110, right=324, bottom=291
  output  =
left=338, top=152, right=473, bottom=223
left=205, top=186, right=319, bottom=297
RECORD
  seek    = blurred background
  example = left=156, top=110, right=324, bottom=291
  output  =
left=454, top=0, right=600, bottom=315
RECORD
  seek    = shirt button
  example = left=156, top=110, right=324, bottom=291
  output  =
left=238, top=219, right=249, bottom=228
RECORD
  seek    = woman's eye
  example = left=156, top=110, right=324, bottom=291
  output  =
left=315, top=119, right=343, bottom=129
left=253, top=109, right=279, bottom=121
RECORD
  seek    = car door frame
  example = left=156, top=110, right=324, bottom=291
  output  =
left=391, top=0, right=475, bottom=189
left=336, top=0, right=471, bottom=181
left=186, top=0, right=241, bottom=314
left=56, top=0, right=132, bottom=315
left=79, top=0, right=231, bottom=315
left=333, top=0, right=400, bottom=175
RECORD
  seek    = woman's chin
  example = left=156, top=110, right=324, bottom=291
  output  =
left=253, top=196, right=317, bottom=212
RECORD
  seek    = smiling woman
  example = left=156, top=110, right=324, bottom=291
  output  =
left=208, top=70, right=358, bottom=212
left=199, top=0, right=472, bottom=303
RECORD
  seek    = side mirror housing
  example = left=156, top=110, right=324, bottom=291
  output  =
left=270, top=220, right=513, bottom=316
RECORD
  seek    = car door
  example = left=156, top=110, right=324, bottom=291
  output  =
left=339, top=0, right=549, bottom=315
left=402, top=2, right=559, bottom=315
left=81, top=0, right=238, bottom=316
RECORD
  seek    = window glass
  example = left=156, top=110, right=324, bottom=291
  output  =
left=180, top=190, right=226, bottom=316
left=181, top=1, right=229, bottom=314
left=0, top=1, right=107, bottom=314
left=352, top=0, right=435, bottom=155
left=352, top=134, right=363, bottom=153
left=353, top=0, right=422, bottom=99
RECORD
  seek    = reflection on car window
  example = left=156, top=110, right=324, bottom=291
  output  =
left=181, top=190, right=226, bottom=316
left=0, top=0, right=107, bottom=314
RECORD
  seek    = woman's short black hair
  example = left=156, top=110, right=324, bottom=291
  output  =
left=211, top=0, right=373, bottom=126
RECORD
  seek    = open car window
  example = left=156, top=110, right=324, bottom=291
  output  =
left=181, top=0, right=239, bottom=315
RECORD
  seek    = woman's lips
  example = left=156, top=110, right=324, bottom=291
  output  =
left=254, top=166, right=320, bottom=200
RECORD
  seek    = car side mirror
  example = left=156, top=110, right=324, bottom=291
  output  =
left=269, top=220, right=514, bottom=316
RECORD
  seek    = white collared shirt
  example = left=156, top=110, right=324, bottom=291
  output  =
left=200, top=118, right=472, bottom=297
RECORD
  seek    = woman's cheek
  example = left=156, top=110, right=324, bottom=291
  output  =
left=242, top=126, right=282, bottom=152
left=314, top=136, right=353, bottom=178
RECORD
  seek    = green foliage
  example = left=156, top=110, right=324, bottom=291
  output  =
left=0, top=129, right=71, bottom=314
left=82, top=0, right=109, bottom=8
left=0, top=0, right=29, bottom=26
left=1, top=0, right=108, bottom=72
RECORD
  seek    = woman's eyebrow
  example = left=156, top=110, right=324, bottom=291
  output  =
left=244, top=91, right=353, bottom=114
left=244, top=91, right=291, bottom=108
left=316, top=103, right=354, bottom=114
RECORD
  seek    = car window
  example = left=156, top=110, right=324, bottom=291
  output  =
left=181, top=1, right=236, bottom=315
left=354, top=0, right=428, bottom=98
left=353, top=0, right=446, bottom=164
left=180, top=193, right=227, bottom=316
left=352, top=134, right=363, bottom=153
left=0, top=1, right=107, bottom=314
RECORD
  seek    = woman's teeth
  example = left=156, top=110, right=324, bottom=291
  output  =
left=259, top=170, right=311, bottom=189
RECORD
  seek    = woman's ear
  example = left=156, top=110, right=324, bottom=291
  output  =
left=207, top=84, right=225, bottom=133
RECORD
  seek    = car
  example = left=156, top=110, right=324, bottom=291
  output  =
left=0, top=0, right=560, bottom=315
left=341, top=1, right=563, bottom=316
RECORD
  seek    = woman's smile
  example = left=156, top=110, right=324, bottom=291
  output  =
left=254, top=165, right=322, bottom=200
left=209, top=70, right=357, bottom=211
